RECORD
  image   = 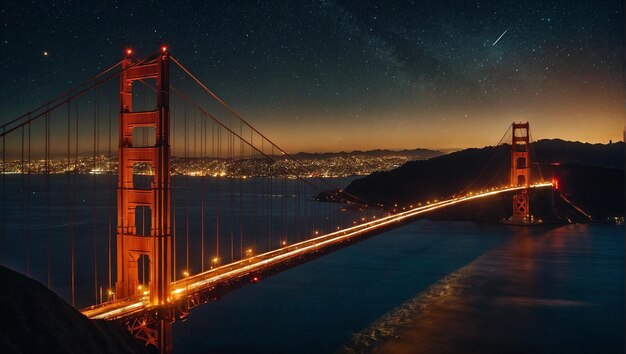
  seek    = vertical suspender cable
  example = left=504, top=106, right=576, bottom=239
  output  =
left=215, top=123, right=220, bottom=264
left=26, top=121, right=31, bottom=276
left=21, top=123, right=29, bottom=275
left=172, top=97, right=177, bottom=281
left=66, top=101, right=74, bottom=306
left=46, top=107, right=51, bottom=288
left=261, top=138, right=266, bottom=251
left=93, top=92, right=98, bottom=302
left=295, top=174, right=300, bottom=242
left=200, top=110, right=205, bottom=272
left=185, top=105, right=189, bottom=275
left=1, top=127, right=5, bottom=264
left=20, top=124, right=25, bottom=274
left=66, top=102, right=70, bottom=302
left=282, top=156, right=286, bottom=245
left=239, top=120, right=243, bottom=259
left=229, top=113, right=234, bottom=262
left=267, top=142, right=271, bottom=249
left=260, top=138, right=265, bottom=251
left=219, top=123, right=223, bottom=262
left=73, top=100, right=78, bottom=306
left=107, top=94, right=112, bottom=295
left=250, top=129, right=259, bottom=251
left=304, top=177, right=309, bottom=240
left=211, top=117, right=216, bottom=264
left=193, top=106, right=197, bottom=271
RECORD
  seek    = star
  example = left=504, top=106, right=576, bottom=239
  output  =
left=0, top=1, right=622, bottom=152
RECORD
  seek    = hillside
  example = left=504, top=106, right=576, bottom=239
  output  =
left=0, top=266, right=149, bottom=354
left=532, top=139, right=624, bottom=169
left=341, top=140, right=624, bottom=220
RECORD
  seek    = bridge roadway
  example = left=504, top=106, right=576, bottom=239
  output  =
left=82, top=183, right=553, bottom=321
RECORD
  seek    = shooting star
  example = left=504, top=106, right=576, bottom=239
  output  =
left=492, top=28, right=509, bottom=46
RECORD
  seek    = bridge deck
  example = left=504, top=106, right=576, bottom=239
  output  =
left=82, top=183, right=552, bottom=320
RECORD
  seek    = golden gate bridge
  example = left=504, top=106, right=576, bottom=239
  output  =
left=0, top=47, right=554, bottom=353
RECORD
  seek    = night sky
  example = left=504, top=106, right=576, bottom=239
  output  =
left=1, top=1, right=623, bottom=152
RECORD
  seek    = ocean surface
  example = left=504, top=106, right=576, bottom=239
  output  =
left=0, top=176, right=623, bottom=353
left=173, top=221, right=624, bottom=354
left=0, top=175, right=370, bottom=307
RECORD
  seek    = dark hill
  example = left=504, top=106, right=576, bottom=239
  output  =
left=0, top=266, right=149, bottom=354
left=342, top=140, right=623, bottom=220
left=344, top=144, right=511, bottom=206
left=556, top=163, right=624, bottom=219
left=532, top=139, right=624, bottom=169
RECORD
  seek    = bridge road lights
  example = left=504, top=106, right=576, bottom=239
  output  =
left=107, top=289, right=115, bottom=301
left=182, top=270, right=190, bottom=297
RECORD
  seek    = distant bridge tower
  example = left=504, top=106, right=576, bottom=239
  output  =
left=510, top=122, right=530, bottom=223
left=116, top=48, right=171, bottom=311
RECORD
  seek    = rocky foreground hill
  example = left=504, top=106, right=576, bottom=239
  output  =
left=0, top=266, right=149, bottom=353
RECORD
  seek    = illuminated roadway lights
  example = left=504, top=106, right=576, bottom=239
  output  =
left=211, top=257, right=220, bottom=269
left=86, top=183, right=554, bottom=320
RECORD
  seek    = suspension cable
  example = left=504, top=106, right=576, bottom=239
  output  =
left=528, top=130, right=545, bottom=182
left=454, top=123, right=512, bottom=197
left=0, top=61, right=122, bottom=130
left=1, top=51, right=161, bottom=139
left=169, top=56, right=378, bottom=209
left=171, top=83, right=365, bottom=206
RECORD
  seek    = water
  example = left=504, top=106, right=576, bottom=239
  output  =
left=173, top=221, right=624, bottom=354
left=0, top=175, right=372, bottom=307
left=0, top=175, right=622, bottom=353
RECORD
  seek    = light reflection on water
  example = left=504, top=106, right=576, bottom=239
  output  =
left=344, top=223, right=624, bottom=354
left=173, top=221, right=623, bottom=353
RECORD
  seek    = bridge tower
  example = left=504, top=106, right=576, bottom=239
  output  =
left=510, top=122, right=530, bottom=223
left=116, top=48, right=171, bottom=310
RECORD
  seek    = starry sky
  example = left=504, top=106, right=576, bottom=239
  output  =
left=1, top=0, right=623, bottom=152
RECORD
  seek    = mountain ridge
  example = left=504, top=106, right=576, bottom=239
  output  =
left=340, top=140, right=623, bottom=220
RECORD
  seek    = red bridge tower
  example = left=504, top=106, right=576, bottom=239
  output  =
left=116, top=49, right=171, bottom=307
left=510, top=122, right=530, bottom=223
